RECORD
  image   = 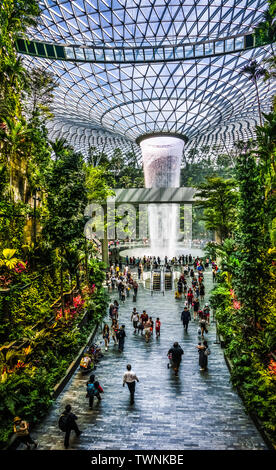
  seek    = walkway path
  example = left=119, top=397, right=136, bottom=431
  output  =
left=31, top=268, right=267, bottom=450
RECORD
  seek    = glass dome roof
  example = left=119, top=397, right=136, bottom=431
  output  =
left=21, top=0, right=275, bottom=158
left=31, top=0, right=268, bottom=46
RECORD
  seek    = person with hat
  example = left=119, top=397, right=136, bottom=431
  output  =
left=13, top=417, right=38, bottom=449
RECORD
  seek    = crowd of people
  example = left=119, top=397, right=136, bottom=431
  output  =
left=13, top=253, right=219, bottom=450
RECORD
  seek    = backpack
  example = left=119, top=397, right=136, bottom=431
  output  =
left=87, top=383, right=96, bottom=397
left=58, top=413, right=69, bottom=432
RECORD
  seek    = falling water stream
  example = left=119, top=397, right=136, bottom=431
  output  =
left=140, top=136, right=185, bottom=258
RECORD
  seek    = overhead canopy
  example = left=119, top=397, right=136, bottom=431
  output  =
left=19, top=1, right=276, bottom=158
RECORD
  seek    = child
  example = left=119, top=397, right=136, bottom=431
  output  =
left=155, top=317, right=161, bottom=337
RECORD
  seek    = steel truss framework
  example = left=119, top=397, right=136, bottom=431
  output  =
left=20, top=0, right=276, bottom=159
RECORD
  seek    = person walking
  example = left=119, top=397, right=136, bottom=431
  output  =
left=59, top=404, right=82, bottom=449
left=193, top=298, right=200, bottom=321
left=123, top=364, right=139, bottom=404
left=197, top=340, right=210, bottom=371
left=199, top=317, right=208, bottom=339
left=144, top=318, right=152, bottom=342
left=131, top=308, right=139, bottom=334
left=187, top=288, right=193, bottom=307
left=167, top=342, right=184, bottom=376
left=111, top=318, right=119, bottom=344
left=155, top=317, right=161, bottom=337
left=86, top=375, right=104, bottom=408
left=102, top=323, right=110, bottom=351
left=118, top=324, right=126, bottom=352
left=199, top=283, right=205, bottom=302
left=140, top=310, right=148, bottom=325
left=181, top=306, right=191, bottom=333
left=203, top=303, right=211, bottom=326
left=133, top=280, right=138, bottom=300
left=13, top=417, right=38, bottom=450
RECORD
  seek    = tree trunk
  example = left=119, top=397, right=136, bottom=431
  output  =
left=60, top=256, right=65, bottom=317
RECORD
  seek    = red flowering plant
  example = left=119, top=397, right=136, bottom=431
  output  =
left=55, top=295, right=85, bottom=321
left=73, top=295, right=85, bottom=309
left=55, top=307, right=71, bottom=320
left=14, top=261, right=28, bottom=274
left=90, top=284, right=96, bottom=294
left=268, top=359, right=276, bottom=376
left=229, top=289, right=241, bottom=310
left=82, top=284, right=96, bottom=296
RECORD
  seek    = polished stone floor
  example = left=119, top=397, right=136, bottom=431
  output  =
left=30, top=268, right=267, bottom=450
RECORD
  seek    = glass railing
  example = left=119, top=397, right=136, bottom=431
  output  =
left=15, top=32, right=271, bottom=64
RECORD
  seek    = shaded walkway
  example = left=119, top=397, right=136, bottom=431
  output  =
left=31, top=269, right=267, bottom=450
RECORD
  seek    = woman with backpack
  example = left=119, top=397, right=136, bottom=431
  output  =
left=58, top=404, right=82, bottom=449
left=86, top=375, right=104, bottom=408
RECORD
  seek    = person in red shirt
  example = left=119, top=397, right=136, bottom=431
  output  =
left=140, top=310, right=148, bottom=324
left=155, top=317, right=161, bottom=337
left=187, top=288, right=193, bottom=307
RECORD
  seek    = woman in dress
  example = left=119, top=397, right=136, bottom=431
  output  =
left=111, top=318, right=119, bottom=344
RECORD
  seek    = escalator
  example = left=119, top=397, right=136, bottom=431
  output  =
left=164, top=272, right=172, bottom=290
left=152, top=271, right=161, bottom=291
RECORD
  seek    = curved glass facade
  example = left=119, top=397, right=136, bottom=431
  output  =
left=20, top=1, right=276, bottom=158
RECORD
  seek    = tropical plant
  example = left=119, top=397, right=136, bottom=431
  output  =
left=0, top=249, right=25, bottom=270
left=194, top=176, right=238, bottom=243
left=239, top=60, right=267, bottom=126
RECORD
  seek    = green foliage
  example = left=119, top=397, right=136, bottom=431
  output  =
left=194, top=176, right=238, bottom=243
left=234, top=151, right=270, bottom=325
left=43, top=147, right=87, bottom=250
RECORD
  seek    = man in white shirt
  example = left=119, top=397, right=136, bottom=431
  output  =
left=123, top=364, right=139, bottom=404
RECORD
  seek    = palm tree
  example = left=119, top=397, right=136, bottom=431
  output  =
left=50, top=138, right=71, bottom=160
left=0, top=116, right=31, bottom=198
left=255, top=8, right=276, bottom=59
left=239, top=60, right=266, bottom=126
